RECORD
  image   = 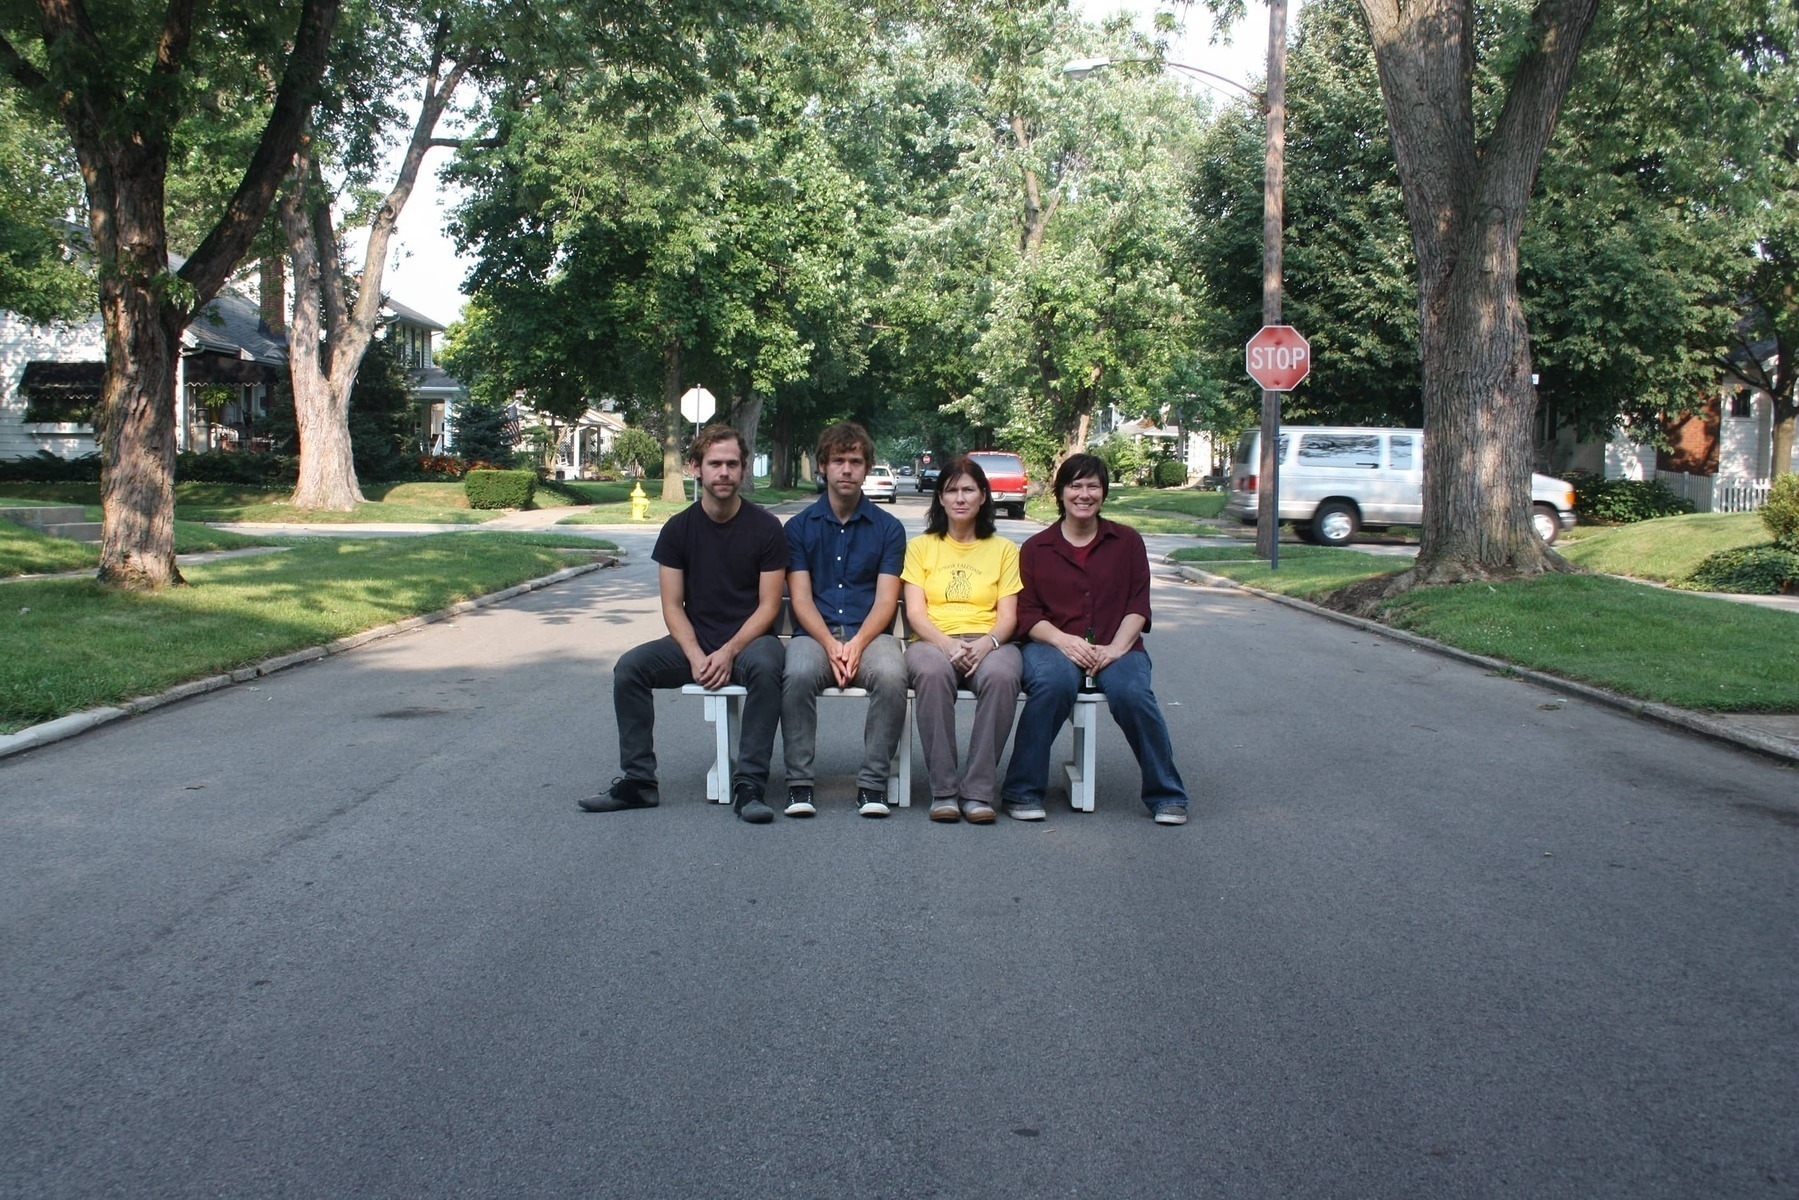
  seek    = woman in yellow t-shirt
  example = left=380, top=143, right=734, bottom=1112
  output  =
left=902, top=456, right=1023, bottom=824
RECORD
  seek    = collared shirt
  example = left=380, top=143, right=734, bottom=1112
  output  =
left=785, top=492, right=906, bottom=634
left=1016, top=517, right=1152, bottom=652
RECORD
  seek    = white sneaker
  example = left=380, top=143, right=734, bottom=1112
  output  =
left=1152, top=805, right=1189, bottom=826
left=856, top=788, right=891, bottom=818
left=785, top=786, right=816, bottom=818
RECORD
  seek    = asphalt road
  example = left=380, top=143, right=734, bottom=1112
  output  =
left=3, top=508, right=1796, bottom=1198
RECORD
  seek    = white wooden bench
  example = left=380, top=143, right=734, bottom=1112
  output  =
left=679, top=597, right=1107, bottom=811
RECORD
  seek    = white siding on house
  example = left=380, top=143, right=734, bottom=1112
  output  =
left=0, top=311, right=104, bottom=461
left=1604, top=431, right=1654, bottom=481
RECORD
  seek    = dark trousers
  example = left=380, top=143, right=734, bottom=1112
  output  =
left=614, top=634, right=785, bottom=789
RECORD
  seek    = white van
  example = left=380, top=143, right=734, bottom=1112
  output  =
left=1223, top=426, right=1577, bottom=546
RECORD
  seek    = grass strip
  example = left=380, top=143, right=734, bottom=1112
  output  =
left=1556, top=512, right=1768, bottom=582
left=0, top=532, right=604, bottom=734
left=2, top=520, right=279, bottom=578
left=1187, top=550, right=1798, bottom=712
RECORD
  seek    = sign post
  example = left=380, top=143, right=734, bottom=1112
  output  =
left=1244, top=324, right=1310, bottom=568
left=679, top=386, right=717, bottom=503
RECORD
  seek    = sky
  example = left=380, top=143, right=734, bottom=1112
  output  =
left=376, top=2, right=1293, bottom=329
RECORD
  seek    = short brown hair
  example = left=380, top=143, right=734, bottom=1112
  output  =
left=815, top=421, right=875, bottom=468
left=687, top=423, right=748, bottom=465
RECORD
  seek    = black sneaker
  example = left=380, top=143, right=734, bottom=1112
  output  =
left=856, top=787, right=891, bottom=818
left=732, top=780, right=774, bottom=824
left=579, top=777, right=659, bottom=813
left=785, top=785, right=817, bottom=818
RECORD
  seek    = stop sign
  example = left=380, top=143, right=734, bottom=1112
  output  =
left=1245, top=325, right=1311, bottom=391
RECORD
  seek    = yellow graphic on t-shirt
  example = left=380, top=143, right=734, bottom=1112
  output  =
left=901, top=533, right=1022, bottom=635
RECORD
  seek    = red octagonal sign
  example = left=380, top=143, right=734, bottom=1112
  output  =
left=1245, top=324, right=1311, bottom=391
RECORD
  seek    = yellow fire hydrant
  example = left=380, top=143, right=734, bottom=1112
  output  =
left=629, top=480, right=650, bottom=521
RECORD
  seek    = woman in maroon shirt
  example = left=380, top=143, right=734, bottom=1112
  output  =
left=999, top=453, right=1190, bottom=824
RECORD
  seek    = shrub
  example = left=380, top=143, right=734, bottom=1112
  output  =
left=176, top=450, right=296, bottom=486
left=0, top=450, right=102, bottom=482
left=465, top=468, right=536, bottom=510
left=1673, top=545, right=1799, bottom=594
left=416, top=455, right=467, bottom=478
left=1152, top=459, right=1188, bottom=488
left=1568, top=473, right=1695, bottom=523
left=1764, top=473, right=1799, bottom=551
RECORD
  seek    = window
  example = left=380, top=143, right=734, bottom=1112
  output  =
left=19, top=361, right=102, bottom=425
left=1296, top=433, right=1382, bottom=468
left=1727, top=390, right=1753, bottom=419
left=1390, top=435, right=1414, bottom=470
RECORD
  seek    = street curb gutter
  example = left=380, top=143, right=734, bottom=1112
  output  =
left=0, top=560, right=608, bottom=761
left=1173, top=563, right=1799, bottom=767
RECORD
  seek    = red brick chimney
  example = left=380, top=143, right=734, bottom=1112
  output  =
left=260, top=255, right=286, bottom=337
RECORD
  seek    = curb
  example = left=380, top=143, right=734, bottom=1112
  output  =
left=0, top=560, right=609, bottom=761
left=1172, top=563, right=1799, bottom=767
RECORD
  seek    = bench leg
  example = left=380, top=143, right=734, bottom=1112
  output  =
left=1064, top=701, right=1099, bottom=813
left=702, top=693, right=742, bottom=803
left=888, top=695, right=914, bottom=808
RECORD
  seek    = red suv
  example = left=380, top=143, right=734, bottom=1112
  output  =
left=968, top=451, right=1029, bottom=520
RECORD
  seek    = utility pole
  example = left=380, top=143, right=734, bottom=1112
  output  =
left=1255, top=0, right=1289, bottom=564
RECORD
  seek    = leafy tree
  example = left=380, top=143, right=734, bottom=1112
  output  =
left=610, top=427, right=660, bottom=476
left=0, top=89, right=88, bottom=322
left=0, top=0, right=338, bottom=588
left=449, top=398, right=516, bottom=466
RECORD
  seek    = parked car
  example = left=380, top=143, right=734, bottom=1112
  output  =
left=866, top=464, right=897, bottom=503
left=1223, top=426, right=1578, bottom=546
left=968, top=450, right=1030, bottom=520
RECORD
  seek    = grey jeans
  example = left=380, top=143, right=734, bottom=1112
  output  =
left=781, top=633, right=908, bottom=791
left=905, top=639, right=1022, bottom=804
left=613, top=634, right=784, bottom=789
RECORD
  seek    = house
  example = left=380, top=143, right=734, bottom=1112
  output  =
left=1534, top=340, right=1795, bottom=512
left=1, top=282, right=286, bottom=461
left=1091, top=404, right=1218, bottom=483
left=381, top=297, right=465, bottom=455
left=2, top=266, right=467, bottom=463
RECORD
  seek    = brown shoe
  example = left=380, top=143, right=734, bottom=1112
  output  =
left=930, top=798, right=961, bottom=822
left=960, top=799, right=997, bottom=824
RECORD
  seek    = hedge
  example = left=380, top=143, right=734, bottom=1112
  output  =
left=1567, top=473, right=1694, bottom=523
left=1674, top=544, right=1799, bottom=594
left=465, top=468, right=537, bottom=510
left=1152, top=459, right=1188, bottom=488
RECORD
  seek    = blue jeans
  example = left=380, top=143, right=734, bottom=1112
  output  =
left=1001, top=644, right=1188, bottom=813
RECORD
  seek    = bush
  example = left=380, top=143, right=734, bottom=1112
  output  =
left=176, top=450, right=296, bottom=486
left=1673, top=545, right=1799, bottom=594
left=465, top=468, right=536, bottom=510
left=1764, top=473, right=1799, bottom=551
left=415, top=456, right=467, bottom=478
left=1152, top=459, right=1188, bottom=488
left=0, top=450, right=101, bottom=482
left=1568, top=473, right=1695, bottom=523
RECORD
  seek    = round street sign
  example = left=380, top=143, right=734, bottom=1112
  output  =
left=1245, top=325, right=1311, bottom=391
left=679, top=386, right=717, bottom=424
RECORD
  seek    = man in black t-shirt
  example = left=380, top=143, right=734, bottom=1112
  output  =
left=581, top=425, right=787, bottom=823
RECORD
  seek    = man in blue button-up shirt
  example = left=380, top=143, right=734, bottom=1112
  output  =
left=781, top=421, right=908, bottom=818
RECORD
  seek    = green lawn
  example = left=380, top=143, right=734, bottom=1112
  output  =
left=1022, top=486, right=1227, bottom=534
left=1, top=520, right=278, bottom=578
left=1, top=532, right=608, bottom=734
left=0, top=480, right=506, bottom=525
left=1557, top=512, right=1772, bottom=582
left=1177, top=547, right=1798, bottom=713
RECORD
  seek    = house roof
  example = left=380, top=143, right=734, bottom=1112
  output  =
left=182, top=287, right=287, bottom=365
left=407, top=364, right=465, bottom=396
left=382, top=297, right=449, bottom=332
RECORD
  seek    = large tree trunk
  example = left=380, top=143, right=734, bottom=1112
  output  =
left=735, top=389, right=764, bottom=493
left=1773, top=390, right=1796, bottom=479
left=95, top=190, right=184, bottom=588
left=770, top=404, right=793, bottom=489
left=1357, top=0, right=1598, bottom=588
left=279, top=37, right=470, bottom=510
left=280, top=168, right=363, bottom=511
left=660, top=339, right=686, bottom=501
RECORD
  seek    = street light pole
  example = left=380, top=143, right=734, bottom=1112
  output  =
left=1256, top=0, right=1288, bottom=565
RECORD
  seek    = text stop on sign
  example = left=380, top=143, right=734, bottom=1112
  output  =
left=1245, top=325, right=1311, bottom=391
